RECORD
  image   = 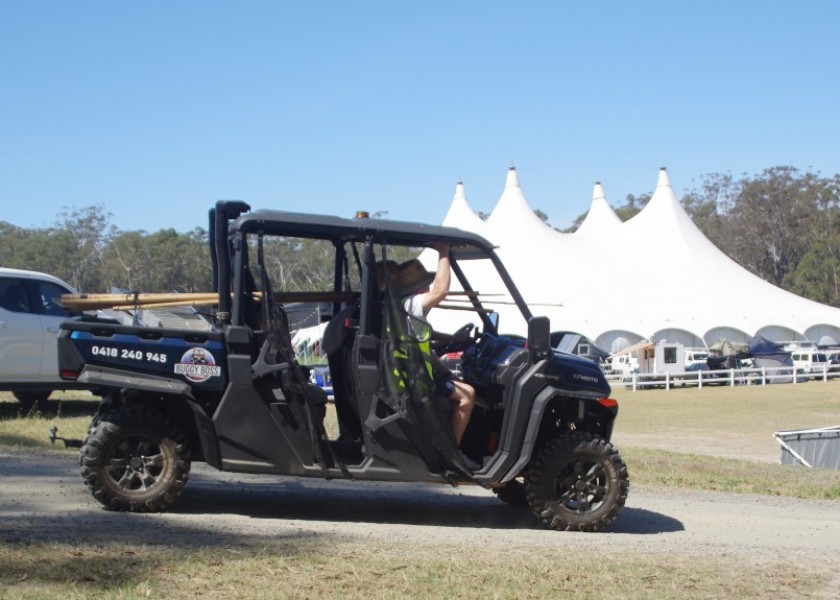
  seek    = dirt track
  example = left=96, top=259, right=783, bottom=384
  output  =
left=2, top=448, right=839, bottom=571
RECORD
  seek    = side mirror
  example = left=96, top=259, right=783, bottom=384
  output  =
left=527, top=316, right=551, bottom=359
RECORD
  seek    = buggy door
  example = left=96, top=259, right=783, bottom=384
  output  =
left=365, top=244, right=468, bottom=474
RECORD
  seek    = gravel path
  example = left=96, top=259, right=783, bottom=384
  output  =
left=2, top=448, right=839, bottom=565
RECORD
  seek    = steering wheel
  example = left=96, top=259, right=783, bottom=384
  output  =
left=434, top=322, right=475, bottom=355
left=452, top=322, right=474, bottom=341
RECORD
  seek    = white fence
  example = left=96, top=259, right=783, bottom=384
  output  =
left=614, top=365, right=840, bottom=391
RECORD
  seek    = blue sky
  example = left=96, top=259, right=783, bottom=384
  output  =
left=1, top=1, right=838, bottom=233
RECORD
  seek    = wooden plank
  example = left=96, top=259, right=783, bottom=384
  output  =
left=437, top=303, right=495, bottom=313
left=61, top=290, right=359, bottom=313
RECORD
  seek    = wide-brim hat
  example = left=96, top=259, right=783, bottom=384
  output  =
left=395, top=259, right=436, bottom=296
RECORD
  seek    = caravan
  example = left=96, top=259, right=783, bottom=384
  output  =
left=638, top=341, right=685, bottom=376
left=609, top=340, right=685, bottom=378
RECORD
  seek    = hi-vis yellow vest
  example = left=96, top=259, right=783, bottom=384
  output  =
left=391, top=309, right=434, bottom=391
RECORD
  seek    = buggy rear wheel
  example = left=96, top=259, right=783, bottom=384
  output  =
left=526, top=432, right=629, bottom=532
left=80, top=407, right=191, bottom=512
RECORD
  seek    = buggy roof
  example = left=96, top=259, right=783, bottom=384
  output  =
left=232, top=208, right=495, bottom=252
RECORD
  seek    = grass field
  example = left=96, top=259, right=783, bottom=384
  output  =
left=612, top=380, right=840, bottom=462
left=1, top=385, right=839, bottom=599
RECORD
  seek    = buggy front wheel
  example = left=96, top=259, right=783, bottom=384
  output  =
left=526, top=432, right=629, bottom=532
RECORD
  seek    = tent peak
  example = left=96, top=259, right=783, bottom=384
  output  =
left=453, top=181, right=466, bottom=201
left=593, top=181, right=607, bottom=201
left=657, top=167, right=672, bottom=189
left=442, top=179, right=484, bottom=231
left=505, top=166, right=520, bottom=188
left=576, top=181, right=621, bottom=237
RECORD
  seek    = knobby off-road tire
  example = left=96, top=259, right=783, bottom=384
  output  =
left=80, top=407, right=191, bottom=512
left=526, top=432, right=629, bottom=532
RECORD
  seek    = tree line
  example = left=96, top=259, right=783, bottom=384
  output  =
left=0, top=207, right=212, bottom=294
left=2, top=165, right=839, bottom=307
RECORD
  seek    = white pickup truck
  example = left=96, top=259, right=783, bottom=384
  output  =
left=684, top=349, right=709, bottom=370
left=0, top=268, right=91, bottom=409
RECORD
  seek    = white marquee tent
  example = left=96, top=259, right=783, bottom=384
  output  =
left=426, top=167, right=840, bottom=353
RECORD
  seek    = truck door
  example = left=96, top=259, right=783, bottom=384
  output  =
left=0, top=278, right=43, bottom=380
left=30, top=279, right=76, bottom=379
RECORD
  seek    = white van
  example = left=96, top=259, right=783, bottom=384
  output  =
left=790, top=350, right=830, bottom=379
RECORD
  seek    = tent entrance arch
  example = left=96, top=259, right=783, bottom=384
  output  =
left=651, top=328, right=705, bottom=348
left=756, top=325, right=806, bottom=344
left=704, top=326, right=750, bottom=346
left=596, top=330, right=646, bottom=354
left=805, top=325, right=840, bottom=347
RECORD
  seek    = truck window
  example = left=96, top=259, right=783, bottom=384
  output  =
left=0, top=279, right=33, bottom=314
left=37, top=281, right=73, bottom=317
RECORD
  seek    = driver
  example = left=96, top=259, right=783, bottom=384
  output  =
left=395, top=243, right=478, bottom=467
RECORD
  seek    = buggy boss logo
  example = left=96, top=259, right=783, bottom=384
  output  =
left=174, top=348, right=222, bottom=382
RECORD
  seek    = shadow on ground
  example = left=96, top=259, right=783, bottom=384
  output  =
left=171, top=469, right=683, bottom=534
left=1, top=453, right=683, bottom=554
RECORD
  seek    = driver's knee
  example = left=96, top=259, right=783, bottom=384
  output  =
left=452, top=380, right=475, bottom=408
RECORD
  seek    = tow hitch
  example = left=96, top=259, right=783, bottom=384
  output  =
left=49, top=425, right=83, bottom=448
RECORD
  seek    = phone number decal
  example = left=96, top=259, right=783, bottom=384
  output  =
left=90, top=345, right=168, bottom=364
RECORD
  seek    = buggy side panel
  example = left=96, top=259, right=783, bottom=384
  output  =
left=61, top=321, right=227, bottom=393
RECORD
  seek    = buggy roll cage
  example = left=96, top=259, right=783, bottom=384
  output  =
left=208, top=200, right=534, bottom=333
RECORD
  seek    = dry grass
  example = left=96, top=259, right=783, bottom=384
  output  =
left=623, top=447, right=840, bottom=498
left=0, top=540, right=831, bottom=600
left=0, top=392, right=96, bottom=448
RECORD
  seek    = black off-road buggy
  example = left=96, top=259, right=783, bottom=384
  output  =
left=56, top=201, right=629, bottom=531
